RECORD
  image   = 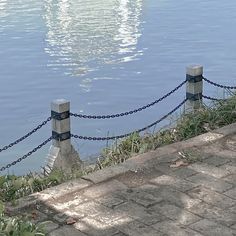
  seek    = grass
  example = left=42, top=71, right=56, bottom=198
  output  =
left=0, top=201, right=46, bottom=235
left=0, top=168, right=86, bottom=203
left=95, top=94, right=236, bottom=169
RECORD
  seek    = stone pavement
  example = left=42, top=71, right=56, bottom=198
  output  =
left=7, top=124, right=236, bottom=236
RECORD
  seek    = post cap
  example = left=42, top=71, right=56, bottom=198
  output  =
left=51, top=99, right=70, bottom=113
left=186, top=65, right=203, bottom=76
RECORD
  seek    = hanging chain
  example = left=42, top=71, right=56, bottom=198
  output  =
left=0, top=137, right=52, bottom=172
left=202, top=95, right=227, bottom=101
left=203, top=77, right=236, bottom=90
left=70, top=80, right=187, bottom=119
left=0, top=117, right=51, bottom=153
left=71, top=98, right=187, bottom=141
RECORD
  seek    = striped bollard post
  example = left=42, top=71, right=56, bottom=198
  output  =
left=45, top=99, right=81, bottom=173
left=186, top=65, right=203, bottom=112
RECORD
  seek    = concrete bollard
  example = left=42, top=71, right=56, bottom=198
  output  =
left=45, top=99, right=81, bottom=173
left=185, top=65, right=203, bottom=112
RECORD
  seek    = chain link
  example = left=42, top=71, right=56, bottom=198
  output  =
left=71, top=98, right=187, bottom=141
left=203, top=77, right=236, bottom=90
left=0, top=137, right=52, bottom=172
left=202, top=95, right=227, bottom=101
left=0, top=117, right=51, bottom=153
left=70, top=80, right=187, bottom=119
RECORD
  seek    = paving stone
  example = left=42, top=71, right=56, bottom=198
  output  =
left=153, top=162, right=177, bottom=175
left=204, top=155, right=231, bottom=166
left=224, top=187, right=236, bottom=200
left=114, top=188, right=163, bottom=207
left=138, top=183, right=162, bottom=196
left=188, top=186, right=236, bottom=209
left=83, top=165, right=130, bottom=184
left=223, top=174, right=236, bottom=185
left=24, top=210, right=48, bottom=224
left=189, top=219, right=235, bottom=236
left=135, top=184, right=200, bottom=209
left=220, top=162, right=236, bottom=175
left=214, top=150, right=236, bottom=159
left=151, top=202, right=201, bottom=225
left=114, top=202, right=166, bottom=226
left=172, top=167, right=198, bottom=179
left=152, top=220, right=203, bottom=236
left=149, top=174, right=198, bottom=192
left=53, top=213, right=70, bottom=223
left=62, top=209, right=86, bottom=219
left=231, top=224, right=236, bottom=230
left=115, top=219, right=161, bottom=236
left=96, top=195, right=125, bottom=209
left=188, top=202, right=236, bottom=227
left=38, top=179, right=91, bottom=201
left=44, top=221, right=59, bottom=233
left=49, top=226, right=87, bottom=236
left=229, top=205, right=236, bottom=214
left=187, top=162, right=230, bottom=178
left=74, top=201, right=111, bottom=218
left=144, top=208, right=168, bottom=226
left=225, top=138, right=236, bottom=152
left=221, top=163, right=236, bottom=174
left=112, top=232, right=128, bottom=236
left=82, top=179, right=127, bottom=198
left=171, top=132, right=223, bottom=150
left=134, top=184, right=201, bottom=208
left=200, top=142, right=223, bottom=155
left=188, top=173, right=233, bottom=192
left=92, top=208, right=127, bottom=225
left=38, top=204, right=58, bottom=216
left=74, top=216, right=119, bottom=236
left=49, top=193, right=91, bottom=212
left=214, top=123, right=236, bottom=136
left=116, top=167, right=163, bottom=188
left=147, top=153, right=178, bottom=164
left=108, top=215, right=134, bottom=227
left=150, top=186, right=201, bottom=209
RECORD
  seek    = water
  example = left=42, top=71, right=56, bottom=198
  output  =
left=0, top=0, right=236, bottom=175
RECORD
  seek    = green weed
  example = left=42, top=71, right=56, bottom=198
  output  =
left=0, top=201, right=46, bottom=236
left=95, top=94, right=236, bottom=169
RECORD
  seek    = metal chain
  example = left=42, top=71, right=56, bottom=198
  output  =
left=0, top=117, right=51, bottom=153
left=202, top=95, right=227, bottom=101
left=203, top=77, right=236, bottom=90
left=70, top=80, right=187, bottom=119
left=0, top=137, right=52, bottom=172
left=71, top=98, right=187, bottom=141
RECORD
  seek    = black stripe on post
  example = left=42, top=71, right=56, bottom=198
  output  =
left=186, top=93, right=202, bottom=101
left=52, top=131, right=71, bottom=141
left=186, top=74, right=203, bottom=83
left=51, top=111, right=70, bottom=120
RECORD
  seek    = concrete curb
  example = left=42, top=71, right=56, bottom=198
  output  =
left=6, top=122, right=236, bottom=212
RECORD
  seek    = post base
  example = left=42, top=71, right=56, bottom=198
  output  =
left=44, top=145, right=82, bottom=174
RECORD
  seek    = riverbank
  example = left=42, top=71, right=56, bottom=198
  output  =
left=1, top=94, right=236, bottom=203
left=1, top=94, right=236, bottom=235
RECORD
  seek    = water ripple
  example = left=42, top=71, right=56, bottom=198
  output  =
left=43, top=0, right=143, bottom=76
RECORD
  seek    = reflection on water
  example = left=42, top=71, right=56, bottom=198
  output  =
left=43, top=0, right=143, bottom=76
left=0, top=0, right=8, bottom=20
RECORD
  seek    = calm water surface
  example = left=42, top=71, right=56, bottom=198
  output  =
left=0, top=0, right=236, bottom=174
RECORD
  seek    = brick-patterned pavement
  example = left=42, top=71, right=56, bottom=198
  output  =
left=7, top=125, right=236, bottom=236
